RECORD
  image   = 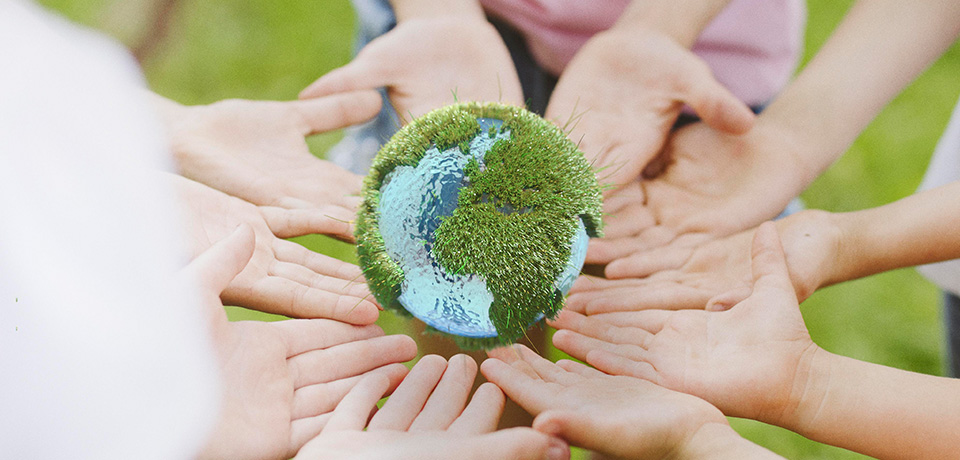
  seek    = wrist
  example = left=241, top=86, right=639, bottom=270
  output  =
left=677, top=422, right=782, bottom=460
left=612, top=0, right=731, bottom=47
left=390, top=0, right=484, bottom=22
left=773, top=345, right=836, bottom=436
left=774, top=209, right=843, bottom=300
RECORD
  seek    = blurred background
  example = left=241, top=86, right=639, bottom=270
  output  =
left=36, top=0, right=960, bottom=458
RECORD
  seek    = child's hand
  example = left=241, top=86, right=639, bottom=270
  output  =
left=295, top=355, right=568, bottom=460
left=173, top=175, right=379, bottom=323
left=179, top=226, right=417, bottom=460
left=546, top=28, right=755, bottom=197
left=584, top=121, right=810, bottom=267
left=569, top=210, right=841, bottom=313
left=481, top=344, right=779, bottom=459
left=299, top=14, right=523, bottom=121
left=154, top=92, right=379, bottom=219
left=553, top=222, right=822, bottom=427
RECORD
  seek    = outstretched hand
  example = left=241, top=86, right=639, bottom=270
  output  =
left=173, top=174, right=379, bottom=323
left=300, top=15, right=523, bottom=121
left=546, top=29, right=755, bottom=196
left=481, top=344, right=771, bottom=459
left=179, top=225, right=417, bottom=460
left=552, top=222, right=821, bottom=426
left=568, top=210, right=841, bottom=313
left=155, top=91, right=378, bottom=221
left=295, top=355, right=568, bottom=460
left=586, top=121, right=809, bottom=271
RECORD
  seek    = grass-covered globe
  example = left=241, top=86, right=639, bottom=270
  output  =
left=356, top=102, right=603, bottom=349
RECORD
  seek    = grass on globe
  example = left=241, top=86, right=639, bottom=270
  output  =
left=357, top=102, right=603, bottom=349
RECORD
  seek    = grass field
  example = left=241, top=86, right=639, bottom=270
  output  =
left=39, top=0, right=960, bottom=458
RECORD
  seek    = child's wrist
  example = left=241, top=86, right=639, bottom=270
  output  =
left=677, top=422, right=783, bottom=460
left=774, top=209, right=843, bottom=299
left=391, top=0, right=484, bottom=22
left=611, top=0, right=731, bottom=48
left=775, top=345, right=837, bottom=436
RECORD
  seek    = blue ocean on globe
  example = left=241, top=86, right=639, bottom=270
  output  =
left=378, top=118, right=589, bottom=338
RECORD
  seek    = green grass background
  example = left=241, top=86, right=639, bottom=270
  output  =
left=37, top=0, right=960, bottom=458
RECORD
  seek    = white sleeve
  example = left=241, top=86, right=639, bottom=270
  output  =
left=0, top=2, right=219, bottom=458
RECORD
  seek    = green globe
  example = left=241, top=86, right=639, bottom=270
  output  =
left=356, top=102, right=603, bottom=349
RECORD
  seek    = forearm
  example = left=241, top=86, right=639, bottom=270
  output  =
left=389, top=0, right=484, bottom=22
left=761, top=0, right=960, bottom=186
left=824, top=181, right=960, bottom=286
left=786, top=348, right=960, bottom=459
left=613, top=0, right=732, bottom=47
left=679, top=422, right=784, bottom=460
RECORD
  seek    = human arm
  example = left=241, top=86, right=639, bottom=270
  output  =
left=544, top=0, right=754, bottom=194
left=569, top=180, right=960, bottom=313
left=152, top=91, right=379, bottom=228
left=299, top=0, right=523, bottom=120
left=171, top=173, right=380, bottom=323
left=590, top=0, right=960, bottom=263
left=553, top=223, right=960, bottom=459
left=481, top=344, right=781, bottom=459
left=179, top=226, right=417, bottom=460
left=294, top=354, right=567, bottom=459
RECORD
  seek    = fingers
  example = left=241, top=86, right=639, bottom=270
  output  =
left=268, top=261, right=370, bottom=300
left=551, top=329, right=646, bottom=364
left=749, top=222, right=796, bottom=296
left=604, top=245, right=693, bottom=279
left=549, top=310, right=653, bottom=348
left=585, top=226, right=678, bottom=265
left=244, top=276, right=379, bottom=323
left=299, top=50, right=390, bottom=100
left=447, top=383, right=506, bottom=434
left=409, top=354, right=479, bottom=431
left=368, top=355, right=447, bottom=431
left=532, top=410, right=600, bottom=455
left=479, top=356, right=554, bottom=416
left=288, top=334, right=417, bottom=389
left=273, top=239, right=364, bottom=281
left=287, top=90, right=382, bottom=135
left=181, top=224, right=256, bottom=296
left=514, top=345, right=579, bottom=385
left=584, top=349, right=659, bottom=383
left=272, top=319, right=383, bottom=356
left=260, top=205, right=356, bottom=241
left=681, top=65, right=755, bottom=135
left=555, top=359, right=606, bottom=378
left=464, top=428, right=570, bottom=460
left=567, top=281, right=712, bottom=313
left=705, top=286, right=752, bottom=312
left=323, top=373, right=391, bottom=432
left=291, top=363, right=408, bottom=420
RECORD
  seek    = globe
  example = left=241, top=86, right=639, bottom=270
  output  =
left=356, top=102, right=603, bottom=349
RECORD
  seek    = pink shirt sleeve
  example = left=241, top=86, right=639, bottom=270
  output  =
left=480, top=0, right=806, bottom=106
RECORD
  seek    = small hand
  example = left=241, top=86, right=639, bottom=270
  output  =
left=553, top=222, right=821, bottom=426
left=299, top=16, right=523, bottom=120
left=173, top=174, right=379, bottom=323
left=568, top=210, right=841, bottom=313
left=546, top=28, right=755, bottom=195
left=157, top=91, right=379, bottom=226
left=482, top=344, right=735, bottom=460
left=179, top=226, right=417, bottom=460
left=295, top=355, right=568, bottom=460
left=587, top=121, right=808, bottom=269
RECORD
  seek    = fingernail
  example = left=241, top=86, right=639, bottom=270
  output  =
left=546, top=438, right=569, bottom=460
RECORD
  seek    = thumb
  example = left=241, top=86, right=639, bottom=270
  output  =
left=464, top=428, right=569, bottom=460
left=682, top=66, right=755, bottom=135
left=533, top=410, right=600, bottom=455
left=749, top=222, right=796, bottom=295
left=181, top=224, right=256, bottom=297
left=287, top=90, right=383, bottom=135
